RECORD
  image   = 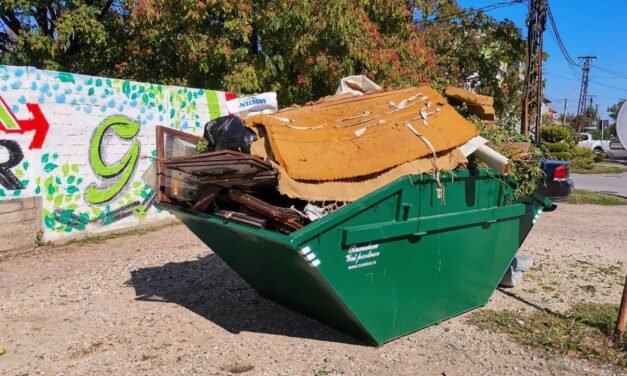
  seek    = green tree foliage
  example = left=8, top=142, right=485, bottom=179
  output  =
left=415, top=0, right=526, bottom=118
left=1, top=1, right=526, bottom=110
left=574, top=105, right=599, bottom=130
left=607, top=98, right=626, bottom=125
left=122, top=0, right=438, bottom=104
left=0, top=1, right=128, bottom=74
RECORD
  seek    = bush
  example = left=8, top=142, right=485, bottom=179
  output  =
left=593, top=152, right=607, bottom=162
left=548, top=151, right=572, bottom=161
left=570, top=146, right=594, bottom=169
left=541, top=126, right=571, bottom=143
left=543, top=142, right=569, bottom=153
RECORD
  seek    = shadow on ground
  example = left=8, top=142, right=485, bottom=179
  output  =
left=127, top=253, right=361, bottom=345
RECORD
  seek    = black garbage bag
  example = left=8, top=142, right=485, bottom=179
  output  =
left=203, top=115, right=257, bottom=154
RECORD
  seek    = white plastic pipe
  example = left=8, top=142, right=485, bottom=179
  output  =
left=473, top=144, right=511, bottom=175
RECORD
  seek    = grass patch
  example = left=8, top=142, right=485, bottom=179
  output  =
left=469, top=303, right=626, bottom=370
left=66, top=221, right=180, bottom=246
left=597, top=264, right=623, bottom=277
left=567, top=190, right=627, bottom=205
left=572, top=163, right=627, bottom=174
left=579, top=284, right=597, bottom=295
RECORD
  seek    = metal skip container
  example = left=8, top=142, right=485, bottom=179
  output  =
left=157, top=169, right=551, bottom=345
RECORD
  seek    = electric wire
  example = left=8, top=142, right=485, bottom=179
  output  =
left=589, top=80, right=627, bottom=94
left=545, top=2, right=579, bottom=68
left=414, top=0, right=525, bottom=25
left=592, top=65, right=627, bottom=80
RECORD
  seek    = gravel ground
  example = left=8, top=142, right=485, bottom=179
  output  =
left=0, top=204, right=625, bottom=376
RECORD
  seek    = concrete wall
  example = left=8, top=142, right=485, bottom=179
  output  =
left=0, top=197, right=41, bottom=253
left=0, top=65, right=230, bottom=251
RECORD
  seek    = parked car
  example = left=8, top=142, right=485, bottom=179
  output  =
left=540, top=159, right=573, bottom=202
left=609, top=137, right=625, bottom=150
left=578, top=132, right=611, bottom=154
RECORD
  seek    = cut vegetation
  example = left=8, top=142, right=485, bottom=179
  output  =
left=567, top=190, right=627, bottom=205
left=469, top=303, right=626, bottom=370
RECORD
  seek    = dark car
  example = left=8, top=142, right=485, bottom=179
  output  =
left=540, top=159, right=574, bottom=201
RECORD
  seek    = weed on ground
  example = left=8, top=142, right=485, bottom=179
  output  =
left=469, top=303, right=626, bottom=371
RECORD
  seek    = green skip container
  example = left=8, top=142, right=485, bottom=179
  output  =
left=157, top=168, right=552, bottom=345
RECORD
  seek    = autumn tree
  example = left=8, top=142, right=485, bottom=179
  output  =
left=1, top=0, right=527, bottom=113
left=121, top=0, right=438, bottom=105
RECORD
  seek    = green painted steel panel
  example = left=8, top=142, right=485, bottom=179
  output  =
left=157, top=168, right=551, bottom=345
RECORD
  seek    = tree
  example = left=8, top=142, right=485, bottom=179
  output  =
left=607, top=98, right=626, bottom=125
left=558, top=112, right=577, bottom=127
left=0, top=1, right=129, bottom=75
left=121, top=0, right=438, bottom=105
left=1, top=0, right=527, bottom=112
left=415, top=1, right=526, bottom=118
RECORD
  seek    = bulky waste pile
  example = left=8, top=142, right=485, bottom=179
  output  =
left=155, top=82, right=510, bottom=234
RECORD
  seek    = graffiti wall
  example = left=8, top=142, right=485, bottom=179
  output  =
left=0, top=65, right=230, bottom=241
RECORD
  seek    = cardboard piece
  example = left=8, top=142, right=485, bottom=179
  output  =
left=275, top=149, right=467, bottom=202
left=245, top=87, right=478, bottom=181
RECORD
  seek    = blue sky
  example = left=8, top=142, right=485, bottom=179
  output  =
left=457, top=0, right=627, bottom=119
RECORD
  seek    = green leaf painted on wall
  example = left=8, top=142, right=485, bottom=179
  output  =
left=57, top=73, right=75, bottom=83
left=62, top=164, right=69, bottom=177
left=66, top=186, right=79, bottom=194
left=44, top=215, right=54, bottom=229
left=42, top=153, right=49, bottom=163
left=122, top=81, right=131, bottom=97
left=88, top=87, right=95, bottom=96
left=44, top=163, right=58, bottom=172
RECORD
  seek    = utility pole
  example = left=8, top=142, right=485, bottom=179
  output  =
left=562, top=98, right=567, bottom=126
left=521, top=0, right=547, bottom=144
left=576, top=55, right=597, bottom=132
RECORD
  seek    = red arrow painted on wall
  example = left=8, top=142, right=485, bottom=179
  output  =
left=0, top=95, right=50, bottom=150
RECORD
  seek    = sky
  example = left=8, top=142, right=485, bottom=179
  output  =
left=457, top=0, right=627, bottom=120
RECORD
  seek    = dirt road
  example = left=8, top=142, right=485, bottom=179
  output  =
left=0, top=204, right=625, bottom=375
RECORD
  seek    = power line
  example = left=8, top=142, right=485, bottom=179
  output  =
left=544, top=72, right=579, bottom=82
left=414, top=0, right=525, bottom=25
left=593, top=76, right=627, bottom=80
left=589, top=80, right=627, bottom=93
left=545, top=2, right=579, bottom=68
left=593, top=65, right=627, bottom=80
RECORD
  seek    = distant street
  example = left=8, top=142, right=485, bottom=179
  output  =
left=572, top=172, right=627, bottom=198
